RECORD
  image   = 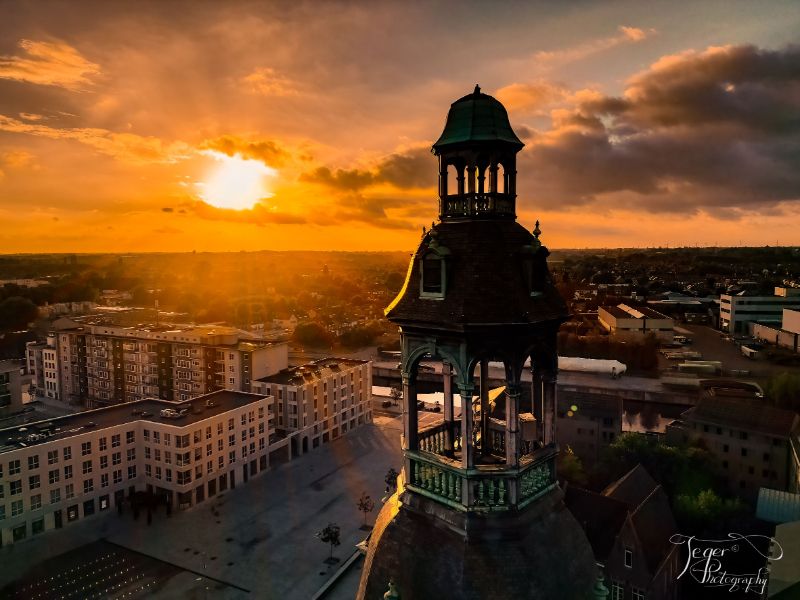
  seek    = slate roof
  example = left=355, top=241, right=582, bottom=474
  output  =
left=565, top=465, right=678, bottom=574
left=385, top=219, right=568, bottom=330
left=682, top=397, right=799, bottom=438
left=433, top=86, right=524, bottom=150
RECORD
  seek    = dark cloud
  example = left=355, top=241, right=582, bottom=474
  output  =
left=518, top=44, right=800, bottom=214
left=301, top=146, right=434, bottom=191
left=199, top=135, right=289, bottom=167
left=161, top=207, right=173, bottom=212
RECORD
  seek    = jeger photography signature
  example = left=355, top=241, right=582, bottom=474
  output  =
left=670, top=533, right=783, bottom=595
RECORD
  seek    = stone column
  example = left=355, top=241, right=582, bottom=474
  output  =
left=442, top=362, right=454, bottom=455
left=439, top=160, right=448, bottom=198
left=542, top=371, right=557, bottom=446
left=402, top=374, right=418, bottom=451
left=505, top=383, right=520, bottom=466
left=467, top=165, right=476, bottom=194
left=531, top=365, right=543, bottom=444
left=459, top=384, right=474, bottom=469
left=489, top=163, right=498, bottom=194
left=457, top=165, right=465, bottom=195
left=480, top=359, right=489, bottom=458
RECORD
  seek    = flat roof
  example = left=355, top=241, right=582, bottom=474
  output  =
left=0, top=389, right=268, bottom=454
left=257, top=357, right=368, bottom=386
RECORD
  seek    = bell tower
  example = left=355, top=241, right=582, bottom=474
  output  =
left=357, top=87, right=598, bottom=600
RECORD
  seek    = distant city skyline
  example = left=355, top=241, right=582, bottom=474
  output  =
left=1, top=0, right=799, bottom=252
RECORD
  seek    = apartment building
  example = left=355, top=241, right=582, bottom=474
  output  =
left=557, top=390, right=623, bottom=466
left=667, top=394, right=800, bottom=501
left=0, top=361, right=23, bottom=418
left=720, top=287, right=800, bottom=334
left=45, top=319, right=287, bottom=406
left=0, top=389, right=274, bottom=546
left=253, top=358, right=372, bottom=457
left=26, top=335, right=60, bottom=399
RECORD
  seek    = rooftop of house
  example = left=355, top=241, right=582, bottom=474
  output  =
left=681, top=396, right=799, bottom=438
left=256, top=357, right=368, bottom=386
left=0, top=390, right=269, bottom=454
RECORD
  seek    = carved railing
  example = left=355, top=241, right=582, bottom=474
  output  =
left=405, top=446, right=557, bottom=512
left=441, top=193, right=515, bottom=219
left=418, top=421, right=462, bottom=455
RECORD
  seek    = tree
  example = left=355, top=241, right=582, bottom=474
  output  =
left=674, top=489, right=747, bottom=530
left=316, top=523, right=341, bottom=562
left=293, top=322, right=334, bottom=348
left=357, top=492, right=375, bottom=526
left=557, top=446, right=587, bottom=487
left=764, top=372, right=800, bottom=412
left=389, top=388, right=401, bottom=406
left=385, top=468, right=399, bottom=493
left=0, top=296, right=38, bottom=331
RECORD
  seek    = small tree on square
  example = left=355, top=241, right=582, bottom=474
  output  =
left=357, top=492, right=375, bottom=526
left=317, top=523, right=341, bottom=562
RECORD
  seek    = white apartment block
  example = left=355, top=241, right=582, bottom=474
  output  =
left=44, top=320, right=287, bottom=406
left=253, top=358, right=372, bottom=457
left=720, top=288, right=800, bottom=334
left=26, top=335, right=60, bottom=399
left=0, top=390, right=274, bottom=546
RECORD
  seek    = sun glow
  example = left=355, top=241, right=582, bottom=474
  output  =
left=198, top=150, right=277, bottom=210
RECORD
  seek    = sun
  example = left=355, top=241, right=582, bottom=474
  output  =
left=198, top=150, right=277, bottom=210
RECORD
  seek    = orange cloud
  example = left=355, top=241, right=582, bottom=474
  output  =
left=241, top=67, right=300, bottom=96
left=199, top=135, right=289, bottom=167
left=0, top=114, right=191, bottom=164
left=495, top=81, right=569, bottom=113
left=532, top=25, right=656, bottom=71
left=0, top=39, right=100, bottom=90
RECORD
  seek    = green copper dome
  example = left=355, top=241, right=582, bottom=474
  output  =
left=433, top=85, right=524, bottom=151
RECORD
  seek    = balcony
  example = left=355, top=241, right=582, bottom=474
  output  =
left=405, top=445, right=556, bottom=513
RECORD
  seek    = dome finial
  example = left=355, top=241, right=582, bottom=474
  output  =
left=474, top=84, right=481, bottom=95
left=533, top=220, right=542, bottom=248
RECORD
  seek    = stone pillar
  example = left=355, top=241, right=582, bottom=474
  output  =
left=457, top=166, right=465, bottom=195
left=402, top=374, right=418, bottom=451
left=467, top=164, right=476, bottom=194
left=531, top=365, right=543, bottom=444
left=489, top=163, right=498, bottom=194
left=480, top=359, right=489, bottom=458
left=459, top=384, right=474, bottom=469
left=477, top=166, right=486, bottom=194
left=542, top=371, right=557, bottom=446
left=442, top=362, right=454, bottom=455
left=439, top=160, right=448, bottom=198
left=505, top=383, right=520, bottom=466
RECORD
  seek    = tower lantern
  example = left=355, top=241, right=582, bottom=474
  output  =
left=358, top=86, right=597, bottom=600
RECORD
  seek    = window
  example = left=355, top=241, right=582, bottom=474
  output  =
left=164, top=451, right=172, bottom=465
left=50, top=488, right=61, bottom=504
left=47, top=450, right=59, bottom=465
left=195, top=465, right=202, bottom=479
left=421, top=254, right=444, bottom=296
left=153, top=431, right=161, bottom=444
left=218, top=439, right=223, bottom=452
left=100, top=455, right=108, bottom=469
left=112, top=452, right=121, bottom=466
left=10, top=480, right=22, bottom=495
left=64, top=465, right=73, bottom=480
left=101, top=473, right=109, bottom=488
left=82, top=460, right=92, bottom=475
left=229, top=434, right=235, bottom=447
left=111, top=434, right=120, bottom=448
left=81, top=441, right=92, bottom=456
left=143, top=429, right=150, bottom=442
left=164, top=433, right=171, bottom=446
left=145, top=447, right=151, bottom=460
left=206, top=444, right=212, bottom=457
left=229, top=450, right=236, bottom=464
left=127, top=449, right=136, bottom=462
left=64, top=446, right=73, bottom=460
left=165, top=469, right=172, bottom=483
left=127, top=466, right=137, bottom=479
left=723, top=444, right=729, bottom=453
left=624, top=547, right=633, bottom=568
left=763, top=452, right=770, bottom=462
left=113, top=470, right=122, bottom=484
left=126, top=431, right=135, bottom=444
left=29, top=474, right=40, bottom=490
left=206, top=426, right=212, bottom=440
left=65, top=483, right=75, bottom=499
left=218, top=456, right=224, bottom=469
left=207, top=460, right=213, bottom=474
left=11, top=500, right=23, bottom=517
left=0, top=506, right=4, bottom=520
left=741, top=448, right=748, bottom=457
left=27, top=455, right=39, bottom=470
left=217, top=422, right=223, bottom=435
left=49, top=469, right=60, bottom=484
left=631, top=588, right=645, bottom=600
left=177, top=470, right=192, bottom=485
left=99, top=437, right=107, bottom=451
left=145, top=464, right=152, bottom=477
left=194, top=448, right=202, bottom=461
left=30, top=494, right=42, bottom=510
left=83, top=479, right=94, bottom=494
left=176, top=434, right=190, bottom=448
left=228, top=418, right=234, bottom=431
left=9, top=459, right=20, bottom=475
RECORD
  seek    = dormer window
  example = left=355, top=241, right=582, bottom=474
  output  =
left=421, top=254, right=445, bottom=298
left=624, top=547, right=633, bottom=568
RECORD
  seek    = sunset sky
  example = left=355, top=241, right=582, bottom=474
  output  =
left=1, top=0, right=799, bottom=252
